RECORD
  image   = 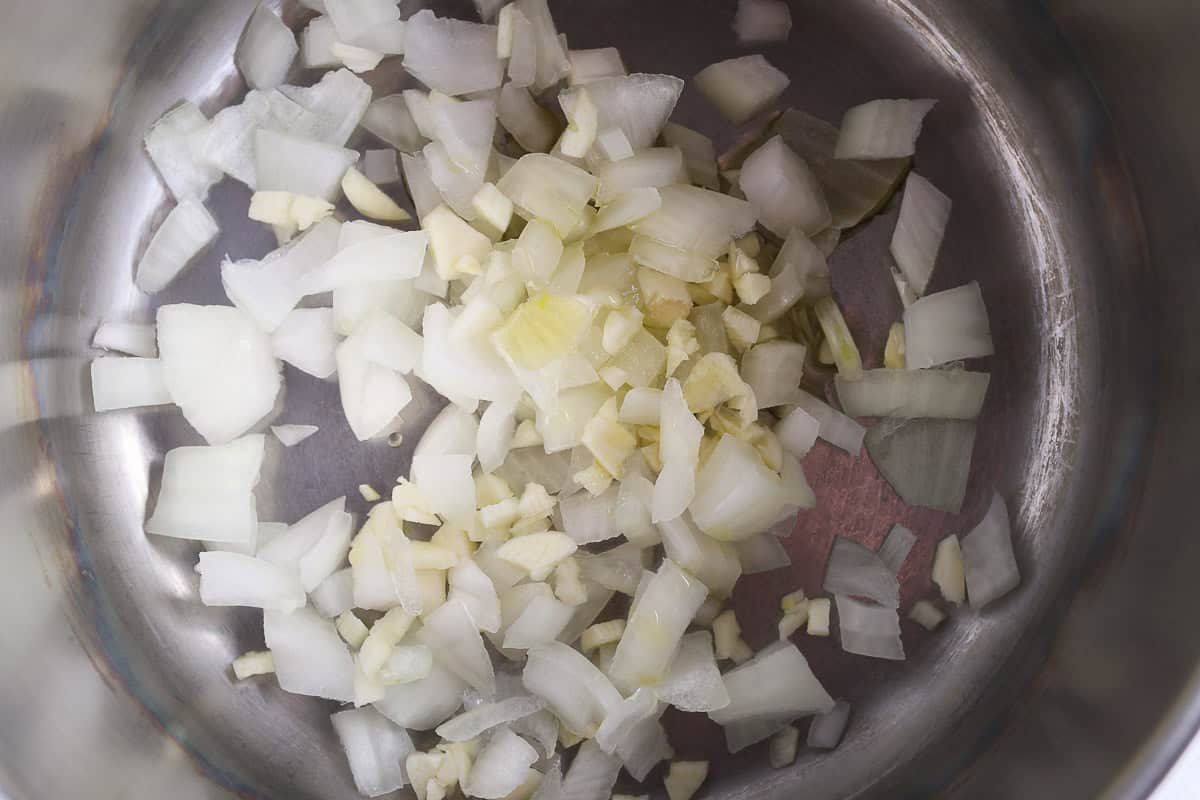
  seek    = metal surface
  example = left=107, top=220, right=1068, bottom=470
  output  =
left=0, top=0, right=1192, bottom=798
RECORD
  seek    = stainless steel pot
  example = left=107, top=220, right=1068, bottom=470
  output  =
left=2, top=1, right=1196, bottom=798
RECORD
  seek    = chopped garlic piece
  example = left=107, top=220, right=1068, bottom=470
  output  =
left=480, top=497, right=521, bottom=530
left=909, top=599, right=947, bottom=630
left=497, top=532, right=578, bottom=580
left=393, top=479, right=444, bottom=525
left=638, top=268, right=693, bottom=328
left=511, top=515, right=552, bottom=536
left=734, top=272, right=771, bottom=305
left=599, top=365, right=629, bottom=390
left=695, top=597, right=723, bottom=626
left=424, top=205, right=493, bottom=281
left=780, top=589, right=807, bottom=612
left=573, top=461, right=614, bottom=496
left=581, top=619, right=626, bottom=651
left=735, top=232, right=761, bottom=257
left=665, top=761, right=709, bottom=800
left=407, top=753, right=448, bottom=800
left=554, top=557, right=588, bottom=606
left=729, top=243, right=760, bottom=278
left=932, top=535, right=966, bottom=604
left=666, top=319, right=700, bottom=376
left=722, top=305, right=761, bottom=351
left=232, top=650, right=275, bottom=680
left=431, top=524, right=475, bottom=560
left=768, top=725, right=800, bottom=769
left=603, top=306, right=645, bottom=354
left=683, top=352, right=745, bottom=413
left=581, top=412, right=637, bottom=478
left=518, top=482, right=556, bottom=519
left=640, top=442, right=662, bottom=472
left=713, top=609, right=749, bottom=661
left=493, top=293, right=592, bottom=370
left=337, top=611, right=370, bottom=649
left=885, top=321, right=907, bottom=369
left=249, top=191, right=335, bottom=230
left=342, top=167, right=411, bottom=222
left=807, top=597, right=831, bottom=636
left=559, top=727, right=584, bottom=749
left=409, top=541, right=459, bottom=570
left=358, top=483, right=382, bottom=502
left=778, top=607, right=808, bottom=640
left=703, top=268, right=734, bottom=304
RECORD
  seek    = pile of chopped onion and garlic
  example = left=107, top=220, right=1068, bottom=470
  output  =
left=90, top=0, right=1022, bottom=797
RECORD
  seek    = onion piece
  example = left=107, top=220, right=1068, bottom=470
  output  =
left=362, top=95, right=425, bottom=152
left=196, top=551, right=306, bottom=611
left=835, top=99, right=937, bottom=160
left=614, top=714, right=673, bottom=782
left=265, top=607, right=357, bottom=702
left=557, top=580, right=616, bottom=647
left=278, top=69, right=372, bottom=147
left=741, top=341, right=806, bottom=408
left=658, top=516, right=742, bottom=598
left=403, top=10, right=504, bottom=96
left=608, top=559, right=707, bottom=692
left=135, top=198, right=219, bottom=294
left=523, top=642, right=622, bottom=736
left=331, top=707, right=415, bottom=798
left=834, top=595, right=904, bottom=660
left=723, top=713, right=795, bottom=754
left=578, top=542, right=646, bottom=595
left=574, top=73, right=683, bottom=154
left=594, top=688, right=659, bottom=753
left=695, top=55, right=789, bottom=125
left=767, top=109, right=910, bottom=229
left=157, top=304, right=281, bottom=444
left=908, top=600, right=947, bottom=630
left=448, top=559, right=502, bottom=633
left=559, top=740, right=621, bottom=800
left=864, top=419, right=976, bottom=513
left=787, top=390, right=865, bottom=455
left=504, top=7, right=538, bottom=88
left=807, top=700, right=851, bottom=749
left=427, top=98, right=497, bottom=179
left=877, top=524, right=916, bottom=574
left=271, top=307, right=338, bottom=379
left=736, top=532, right=792, bottom=574
left=271, top=424, right=319, bottom=447
left=512, top=0, right=570, bottom=91
left=312, top=568, right=355, bottom=618
left=437, top=695, right=546, bottom=742
left=304, top=224, right=427, bottom=294
left=92, top=321, right=157, bottom=358
left=903, top=282, right=994, bottom=368
left=466, top=728, right=539, bottom=800
left=554, top=488, right=615, bottom=545
left=375, top=661, right=468, bottom=730
left=652, top=378, right=703, bottom=523
left=222, top=217, right=342, bottom=332
left=589, top=187, right=661, bottom=236
left=774, top=406, right=820, bottom=458
left=632, top=185, right=757, bottom=260
left=814, top=296, right=863, bottom=379
left=690, top=435, right=785, bottom=542
left=891, top=172, right=951, bottom=297
left=417, top=599, right=496, bottom=693
left=91, top=357, right=172, bottom=413
left=663, top=123, right=719, bottom=190
left=835, top=368, right=990, bottom=420
left=740, top=136, right=832, bottom=237
left=337, top=326, right=413, bottom=442
left=733, top=0, right=792, bottom=44
left=567, top=47, right=627, bottom=86
left=503, top=594, right=574, bottom=649
left=709, top=642, right=834, bottom=727
left=656, top=631, right=731, bottom=712
left=498, top=84, right=561, bottom=153
left=421, top=303, right=523, bottom=405
left=961, top=491, right=1020, bottom=608
left=254, top=129, right=358, bottom=200
left=301, top=17, right=339, bottom=69
left=498, top=154, right=598, bottom=237
left=236, top=3, right=298, bottom=90
left=341, top=167, right=411, bottom=222
left=822, top=537, right=899, bottom=607
left=144, top=102, right=222, bottom=201
left=593, top=147, right=686, bottom=205
left=146, top=436, right=263, bottom=544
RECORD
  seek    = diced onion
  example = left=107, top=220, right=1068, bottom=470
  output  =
left=144, top=102, right=222, bottom=201
left=375, top=662, right=468, bottom=730
left=436, top=695, right=546, bottom=742
left=91, top=357, right=172, bottom=413
left=146, top=435, right=263, bottom=544
left=890, top=172, right=951, bottom=297
left=735, top=532, right=792, bottom=574
left=694, top=55, right=790, bottom=125
left=567, top=47, right=627, bottom=86
left=594, top=148, right=685, bottom=205
left=835, top=368, right=990, bottom=420
left=255, top=128, right=358, bottom=201
left=403, top=10, right=504, bottom=96
left=656, top=630, right=731, bottom=712
left=522, top=642, right=623, bottom=736
left=135, top=198, right=219, bottom=294
left=822, top=537, right=899, bottom=607
left=903, top=282, right=995, bottom=368
left=877, top=524, right=916, bottom=574
left=271, top=307, right=339, bottom=379
left=498, top=84, right=561, bottom=153
left=740, top=136, right=831, bottom=238
left=264, top=607, right=357, bottom=702
left=417, top=599, right=496, bottom=693
left=787, top=390, right=865, bottom=455
left=580, top=73, right=684, bottom=151
left=271, top=424, right=319, bottom=447
left=834, top=595, right=904, bottom=660
left=741, top=341, right=806, bottom=408
left=689, top=435, right=785, bottom=542
left=775, top=406, right=820, bottom=458
left=807, top=699, right=851, bottom=749
left=657, top=515, right=742, bottom=597
left=236, top=4, right=298, bottom=91
left=733, top=0, right=792, bottom=44
left=835, top=98, right=937, bottom=160
left=331, top=707, right=415, bottom=798
left=709, top=643, right=834, bottom=727
left=961, top=491, right=1020, bottom=608
left=466, top=728, right=539, bottom=800
left=513, top=0, right=571, bottom=91
left=560, top=740, right=622, bottom=800
left=663, top=122, right=719, bottom=189
left=865, top=419, right=976, bottom=513
left=197, top=551, right=306, bottom=611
